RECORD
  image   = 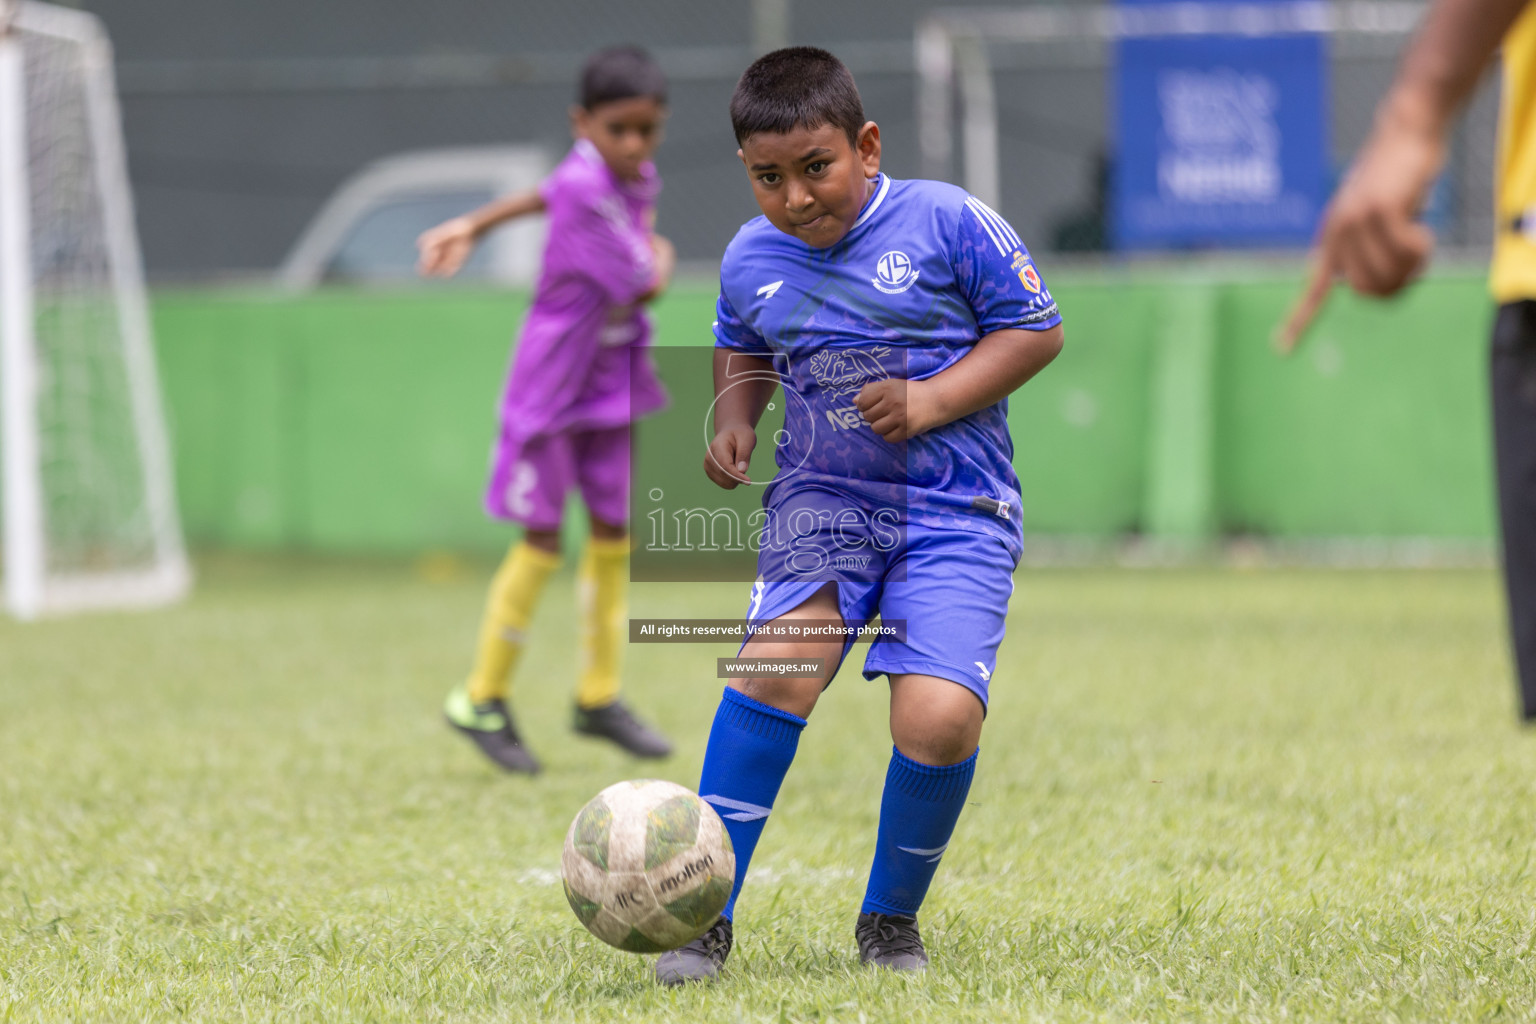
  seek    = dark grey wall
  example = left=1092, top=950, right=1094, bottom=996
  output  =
left=71, top=0, right=1483, bottom=281
left=80, top=0, right=1109, bottom=279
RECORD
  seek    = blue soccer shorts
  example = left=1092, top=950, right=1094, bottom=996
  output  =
left=741, top=523, right=1016, bottom=708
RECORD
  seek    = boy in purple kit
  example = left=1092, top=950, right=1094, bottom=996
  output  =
left=417, top=46, right=673, bottom=774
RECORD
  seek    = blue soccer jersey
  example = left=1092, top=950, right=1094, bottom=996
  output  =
left=713, top=174, right=1061, bottom=558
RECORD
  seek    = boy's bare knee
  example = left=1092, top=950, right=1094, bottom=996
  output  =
left=889, top=673, right=984, bottom=766
left=893, top=726, right=977, bottom=767
left=727, top=583, right=844, bottom=719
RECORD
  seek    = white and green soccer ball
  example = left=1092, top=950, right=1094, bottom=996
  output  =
left=561, top=779, right=735, bottom=953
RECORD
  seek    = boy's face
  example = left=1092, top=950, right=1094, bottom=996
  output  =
left=572, top=96, right=667, bottom=181
left=738, top=122, right=882, bottom=248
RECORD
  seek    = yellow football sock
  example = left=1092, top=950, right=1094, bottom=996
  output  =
left=465, top=540, right=562, bottom=703
left=576, top=536, right=630, bottom=710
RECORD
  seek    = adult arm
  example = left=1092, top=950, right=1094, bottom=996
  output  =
left=1277, top=0, right=1533, bottom=350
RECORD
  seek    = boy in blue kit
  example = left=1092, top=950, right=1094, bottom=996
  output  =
left=655, top=48, right=1064, bottom=984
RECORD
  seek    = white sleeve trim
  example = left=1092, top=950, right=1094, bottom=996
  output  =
left=964, top=196, right=1023, bottom=255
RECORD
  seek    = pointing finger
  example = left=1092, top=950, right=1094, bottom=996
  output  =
left=1274, top=256, right=1334, bottom=355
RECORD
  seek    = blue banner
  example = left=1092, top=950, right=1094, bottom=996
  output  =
left=1112, top=0, right=1330, bottom=250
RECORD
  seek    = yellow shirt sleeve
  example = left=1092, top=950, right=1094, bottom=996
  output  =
left=1492, top=3, right=1536, bottom=303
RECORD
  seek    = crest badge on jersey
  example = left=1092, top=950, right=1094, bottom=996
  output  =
left=873, top=250, right=920, bottom=295
left=1010, top=250, right=1041, bottom=293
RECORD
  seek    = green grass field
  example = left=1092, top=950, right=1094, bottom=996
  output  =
left=4, top=557, right=1535, bottom=1022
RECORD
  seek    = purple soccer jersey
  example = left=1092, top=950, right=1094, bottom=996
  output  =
left=485, top=139, right=668, bottom=525
left=714, top=175, right=1061, bottom=561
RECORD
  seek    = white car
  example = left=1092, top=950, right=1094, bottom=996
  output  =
left=276, top=145, right=549, bottom=289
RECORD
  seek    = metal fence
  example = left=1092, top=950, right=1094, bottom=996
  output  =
left=81, top=0, right=1496, bottom=281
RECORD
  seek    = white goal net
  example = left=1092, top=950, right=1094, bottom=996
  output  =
left=0, top=1, right=188, bottom=619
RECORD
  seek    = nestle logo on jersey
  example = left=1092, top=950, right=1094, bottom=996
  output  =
left=872, top=250, right=919, bottom=294
left=826, top=405, right=864, bottom=430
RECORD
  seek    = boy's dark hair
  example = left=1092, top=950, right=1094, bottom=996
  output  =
left=579, top=46, right=667, bottom=110
left=730, top=47, right=865, bottom=146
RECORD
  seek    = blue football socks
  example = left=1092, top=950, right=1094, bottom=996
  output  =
left=861, top=745, right=978, bottom=917
left=697, top=686, right=807, bottom=921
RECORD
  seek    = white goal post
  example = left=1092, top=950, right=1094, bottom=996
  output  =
left=0, top=0, right=189, bottom=619
left=916, top=1, right=1429, bottom=212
